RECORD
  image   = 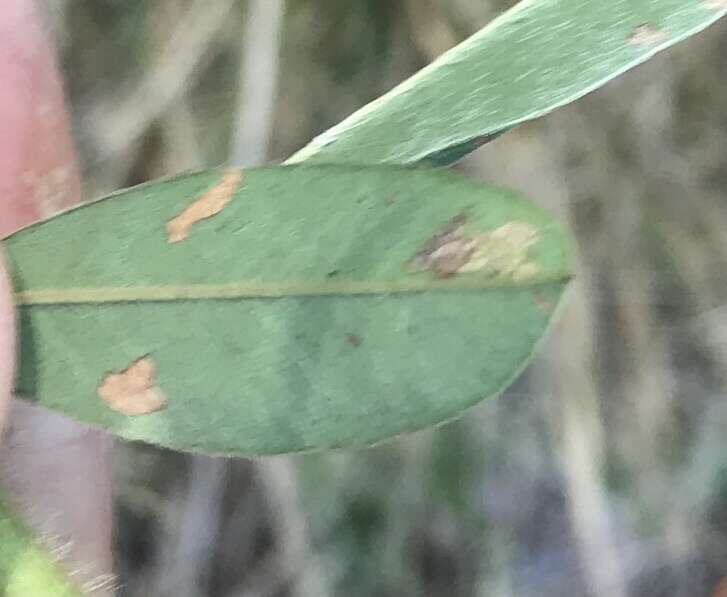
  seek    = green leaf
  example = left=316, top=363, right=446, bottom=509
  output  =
left=4, top=165, right=571, bottom=455
left=288, top=0, right=726, bottom=166
left=0, top=493, right=84, bottom=597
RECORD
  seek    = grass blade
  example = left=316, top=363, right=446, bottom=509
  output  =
left=288, top=0, right=726, bottom=166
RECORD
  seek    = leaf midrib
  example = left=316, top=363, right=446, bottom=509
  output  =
left=14, top=273, right=571, bottom=305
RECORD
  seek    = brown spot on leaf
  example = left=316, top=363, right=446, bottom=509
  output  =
left=346, top=334, right=362, bottom=348
left=97, top=357, right=167, bottom=416
left=410, top=217, right=541, bottom=280
left=167, top=168, right=243, bottom=243
left=628, top=24, right=668, bottom=46
left=410, top=213, right=474, bottom=277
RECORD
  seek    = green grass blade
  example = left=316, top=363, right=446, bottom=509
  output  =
left=0, top=493, right=84, bottom=597
left=288, top=0, right=726, bottom=166
left=4, top=165, right=572, bottom=455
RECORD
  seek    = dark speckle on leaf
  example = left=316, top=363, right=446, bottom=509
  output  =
left=347, top=334, right=362, bottom=348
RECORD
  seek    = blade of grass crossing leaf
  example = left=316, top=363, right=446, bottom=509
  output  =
left=288, top=0, right=726, bottom=166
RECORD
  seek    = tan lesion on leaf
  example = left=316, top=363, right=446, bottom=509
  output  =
left=628, top=24, right=668, bottom=46
left=410, top=215, right=541, bottom=280
left=409, top=213, right=473, bottom=277
left=167, top=168, right=243, bottom=243
left=97, top=356, right=167, bottom=416
left=704, top=0, right=727, bottom=8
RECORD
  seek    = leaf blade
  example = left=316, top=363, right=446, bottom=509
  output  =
left=5, top=165, right=572, bottom=455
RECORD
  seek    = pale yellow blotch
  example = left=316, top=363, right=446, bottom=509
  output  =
left=97, top=357, right=167, bottom=416
left=167, top=168, right=243, bottom=243
left=459, top=221, right=540, bottom=278
left=628, top=24, right=668, bottom=46
left=410, top=218, right=541, bottom=280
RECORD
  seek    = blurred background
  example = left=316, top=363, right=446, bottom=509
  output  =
left=41, top=1, right=727, bottom=595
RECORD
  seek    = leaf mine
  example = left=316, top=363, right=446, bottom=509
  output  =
left=410, top=217, right=540, bottom=280
left=97, top=356, right=167, bottom=416
left=167, top=168, right=243, bottom=243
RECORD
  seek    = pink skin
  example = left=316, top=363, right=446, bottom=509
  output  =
left=0, top=1, right=113, bottom=592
